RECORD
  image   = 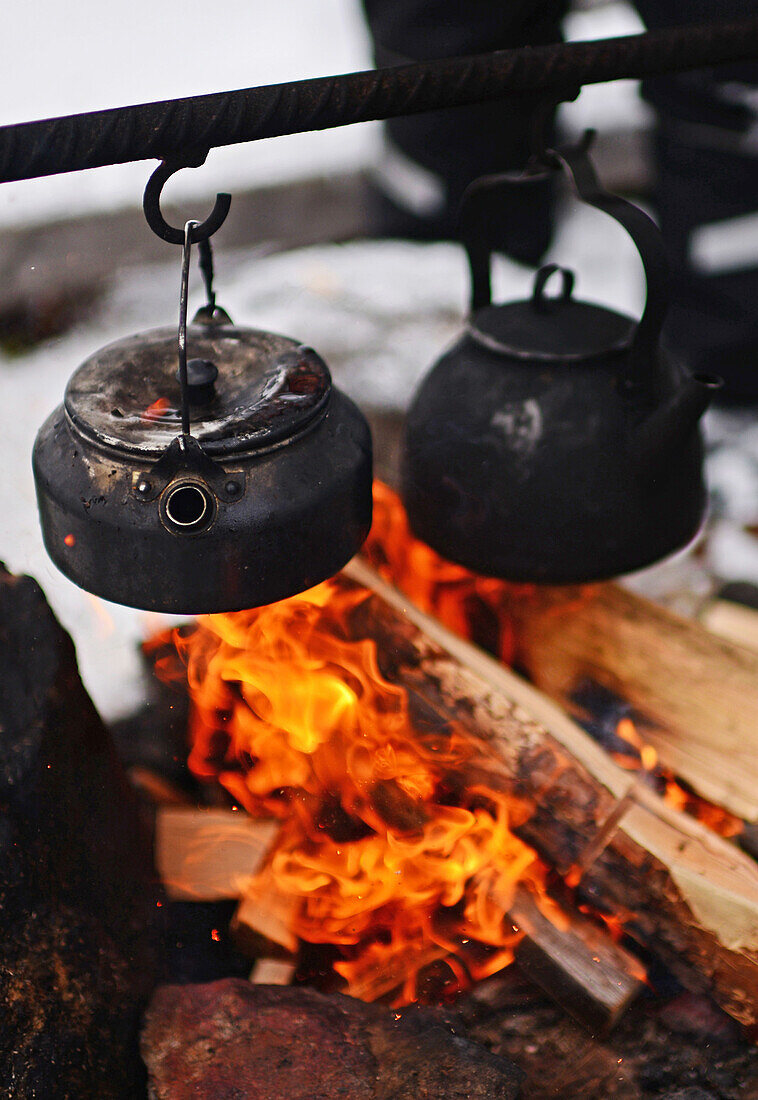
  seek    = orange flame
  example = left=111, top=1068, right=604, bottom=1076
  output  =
left=610, top=716, right=742, bottom=836
left=151, top=480, right=738, bottom=1000
left=365, top=482, right=743, bottom=840
left=158, top=575, right=548, bottom=1001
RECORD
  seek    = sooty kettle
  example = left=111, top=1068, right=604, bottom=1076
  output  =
left=33, top=301, right=372, bottom=614
left=401, top=139, right=721, bottom=584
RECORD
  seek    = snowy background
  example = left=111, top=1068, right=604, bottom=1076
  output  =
left=2, top=1, right=756, bottom=720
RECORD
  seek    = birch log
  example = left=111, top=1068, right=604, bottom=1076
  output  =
left=490, top=581, right=758, bottom=822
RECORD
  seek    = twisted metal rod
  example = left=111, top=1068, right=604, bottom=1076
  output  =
left=1, top=16, right=758, bottom=184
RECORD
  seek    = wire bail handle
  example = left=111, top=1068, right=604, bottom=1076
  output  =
left=459, top=126, right=670, bottom=388
left=143, top=156, right=233, bottom=438
left=177, top=220, right=197, bottom=438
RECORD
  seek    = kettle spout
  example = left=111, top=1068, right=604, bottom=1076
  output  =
left=633, top=370, right=722, bottom=482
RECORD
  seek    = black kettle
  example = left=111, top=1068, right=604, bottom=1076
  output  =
left=401, top=141, right=721, bottom=584
left=33, top=306, right=372, bottom=613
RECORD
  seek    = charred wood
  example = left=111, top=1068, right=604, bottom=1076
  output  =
left=344, top=560, right=758, bottom=1028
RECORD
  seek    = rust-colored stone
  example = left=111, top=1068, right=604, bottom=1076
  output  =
left=142, top=980, right=523, bottom=1100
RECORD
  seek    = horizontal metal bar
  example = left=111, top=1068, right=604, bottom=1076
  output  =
left=1, top=17, right=758, bottom=185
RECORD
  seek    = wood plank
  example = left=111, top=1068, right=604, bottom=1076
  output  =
left=249, top=958, right=297, bottom=986
left=699, top=598, right=758, bottom=655
left=509, top=888, right=643, bottom=1034
left=232, top=877, right=299, bottom=955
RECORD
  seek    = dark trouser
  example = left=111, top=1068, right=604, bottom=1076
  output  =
left=362, top=0, right=570, bottom=265
left=363, top=0, right=758, bottom=400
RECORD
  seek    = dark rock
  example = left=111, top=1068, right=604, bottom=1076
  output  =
left=664, top=1090, right=718, bottom=1100
left=657, top=992, right=738, bottom=1044
left=0, top=905, right=147, bottom=1099
left=457, top=968, right=758, bottom=1100
left=0, top=565, right=159, bottom=1097
left=142, top=979, right=523, bottom=1100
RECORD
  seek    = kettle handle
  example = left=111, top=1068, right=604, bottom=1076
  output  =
left=461, top=136, right=669, bottom=386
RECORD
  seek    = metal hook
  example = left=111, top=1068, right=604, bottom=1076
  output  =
left=528, top=87, right=582, bottom=165
left=143, top=153, right=231, bottom=245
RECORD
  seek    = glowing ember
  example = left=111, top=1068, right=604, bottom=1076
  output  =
left=613, top=717, right=658, bottom=772
left=610, top=717, right=741, bottom=836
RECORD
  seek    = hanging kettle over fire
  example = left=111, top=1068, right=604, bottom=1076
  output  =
left=33, top=174, right=372, bottom=613
left=401, top=138, right=721, bottom=584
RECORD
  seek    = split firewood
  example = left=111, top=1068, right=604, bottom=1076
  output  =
left=508, top=888, right=643, bottom=1034
left=248, top=958, right=297, bottom=986
left=154, top=805, right=643, bottom=1027
left=155, top=806, right=278, bottom=902
left=343, top=559, right=758, bottom=1027
left=699, top=597, right=758, bottom=656
left=232, top=876, right=299, bottom=955
left=479, top=580, right=758, bottom=822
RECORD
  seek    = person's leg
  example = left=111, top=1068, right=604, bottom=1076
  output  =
left=362, top=0, right=570, bottom=266
left=635, top=0, right=758, bottom=402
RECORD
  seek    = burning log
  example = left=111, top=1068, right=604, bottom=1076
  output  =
left=148, top=550, right=758, bottom=1026
left=364, top=482, right=758, bottom=824
left=497, top=581, right=758, bottom=823
left=155, top=808, right=643, bottom=1030
left=343, top=559, right=758, bottom=1027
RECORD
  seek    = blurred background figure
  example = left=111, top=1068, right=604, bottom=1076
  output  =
left=363, top=0, right=758, bottom=403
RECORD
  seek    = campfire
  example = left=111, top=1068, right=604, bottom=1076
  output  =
left=151, top=565, right=553, bottom=1004
left=4, top=481, right=758, bottom=1097
left=147, top=481, right=758, bottom=1032
left=364, top=483, right=745, bottom=840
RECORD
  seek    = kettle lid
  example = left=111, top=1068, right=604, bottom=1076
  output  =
left=467, top=264, right=634, bottom=363
left=64, top=313, right=331, bottom=460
